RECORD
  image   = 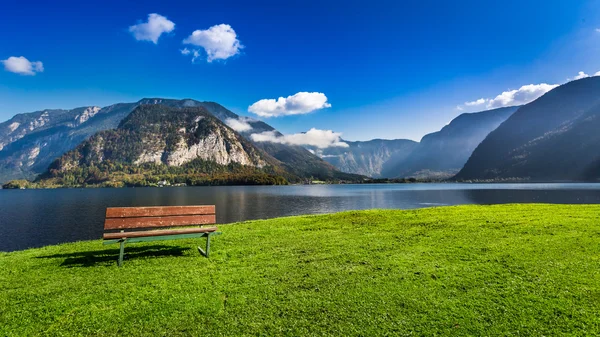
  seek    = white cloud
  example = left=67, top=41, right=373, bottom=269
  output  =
left=225, top=117, right=253, bottom=132
left=487, top=83, right=559, bottom=108
left=459, top=69, right=600, bottom=111
left=183, top=24, right=243, bottom=62
left=464, top=98, right=487, bottom=107
left=1, top=56, right=44, bottom=75
left=248, top=92, right=331, bottom=117
left=180, top=47, right=202, bottom=63
left=129, top=13, right=175, bottom=44
left=459, top=83, right=558, bottom=110
left=251, top=128, right=349, bottom=149
left=571, top=71, right=590, bottom=80
left=191, top=50, right=201, bottom=63
left=596, top=28, right=600, bottom=33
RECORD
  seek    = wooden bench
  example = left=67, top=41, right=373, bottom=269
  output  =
left=103, top=205, right=221, bottom=266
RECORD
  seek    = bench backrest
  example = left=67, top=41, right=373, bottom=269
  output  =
left=104, top=206, right=216, bottom=231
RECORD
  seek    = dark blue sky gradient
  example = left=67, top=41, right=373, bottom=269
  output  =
left=1, top=0, right=599, bottom=140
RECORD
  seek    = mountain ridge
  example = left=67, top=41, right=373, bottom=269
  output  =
left=312, top=106, right=517, bottom=179
left=380, top=106, right=519, bottom=179
left=36, top=104, right=292, bottom=187
left=455, top=77, right=600, bottom=181
left=316, top=139, right=418, bottom=177
left=0, top=98, right=362, bottom=184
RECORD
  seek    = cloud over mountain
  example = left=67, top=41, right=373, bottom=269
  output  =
left=487, top=83, right=559, bottom=108
left=461, top=83, right=558, bottom=110
left=1, top=56, right=44, bottom=75
left=248, top=92, right=331, bottom=117
left=465, top=98, right=486, bottom=107
left=183, top=24, right=243, bottom=62
left=225, top=117, right=253, bottom=132
left=460, top=70, right=600, bottom=111
left=129, top=13, right=175, bottom=44
left=251, top=128, right=348, bottom=148
left=571, top=71, right=590, bottom=81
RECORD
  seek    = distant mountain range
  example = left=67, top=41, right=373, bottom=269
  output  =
left=0, top=103, right=137, bottom=182
left=381, top=106, right=519, bottom=179
left=3, top=76, right=600, bottom=186
left=0, top=98, right=360, bottom=184
left=317, top=106, right=517, bottom=179
left=456, top=76, right=600, bottom=181
left=315, top=139, right=418, bottom=177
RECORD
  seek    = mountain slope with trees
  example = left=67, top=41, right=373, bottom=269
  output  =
left=34, top=105, right=291, bottom=187
left=136, top=98, right=356, bottom=181
left=455, top=77, right=600, bottom=181
left=380, top=106, right=518, bottom=179
left=0, top=98, right=361, bottom=183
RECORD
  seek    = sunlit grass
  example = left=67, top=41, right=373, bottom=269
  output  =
left=1, top=204, right=600, bottom=336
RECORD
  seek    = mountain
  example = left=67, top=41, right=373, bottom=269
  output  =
left=455, top=77, right=600, bottom=181
left=136, top=99, right=357, bottom=181
left=380, top=106, right=518, bottom=179
left=0, top=106, right=101, bottom=151
left=37, top=105, right=290, bottom=187
left=0, top=98, right=361, bottom=183
left=0, top=103, right=137, bottom=182
left=315, top=139, right=418, bottom=177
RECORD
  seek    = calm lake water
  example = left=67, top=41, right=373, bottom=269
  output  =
left=1, top=183, right=600, bottom=252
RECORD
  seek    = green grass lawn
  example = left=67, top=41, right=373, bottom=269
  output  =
left=1, top=204, right=600, bottom=336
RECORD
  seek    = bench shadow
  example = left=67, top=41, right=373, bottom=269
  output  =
left=36, top=245, right=191, bottom=267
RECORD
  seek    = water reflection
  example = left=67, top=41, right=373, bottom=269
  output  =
left=1, top=183, right=599, bottom=252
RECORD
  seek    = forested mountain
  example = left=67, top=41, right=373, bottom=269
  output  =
left=316, top=139, right=418, bottom=177
left=137, top=99, right=355, bottom=181
left=14, top=79, right=600, bottom=185
left=0, top=98, right=360, bottom=183
left=36, top=105, right=290, bottom=187
left=312, top=106, right=517, bottom=179
left=380, top=106, right=518, bottom=179
left=455, top=77, right=600, bottom=181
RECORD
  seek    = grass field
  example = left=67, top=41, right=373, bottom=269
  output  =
left=1, top=204, right=600, bottom=336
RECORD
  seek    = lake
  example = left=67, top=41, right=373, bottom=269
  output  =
left=1, top=183, right=600, bottom=252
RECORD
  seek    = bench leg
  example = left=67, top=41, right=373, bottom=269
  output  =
left=118, top=240, right=125, bottom=267
left=206, top=233, right=211, bottom=258
left=197, top=233, right=211, bottom=258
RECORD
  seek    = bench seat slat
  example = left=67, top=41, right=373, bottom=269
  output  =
left=104, top=214, right=216, bottom=230
left=106, top=206, right=215, bottom=218
left=103, top=226, right=218, bottom=240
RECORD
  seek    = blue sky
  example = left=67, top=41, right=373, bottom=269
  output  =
left=1, top=0, right=600, bottom=142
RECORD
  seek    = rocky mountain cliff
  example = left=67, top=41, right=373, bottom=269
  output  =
left=0, top=98, right=360, bottom=183
left=455, top=77, right=600, bottom=181
left=41, top=105, right=289, bottom=187
left=136, top=98, right=356, bottom=181
left=0, top=106, right=100, bottom=151
left=0, top=103, right=137, bottom=182
left=56, top=105, right=268, bottom=169
left=315, top=139, right=418, bottom=177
